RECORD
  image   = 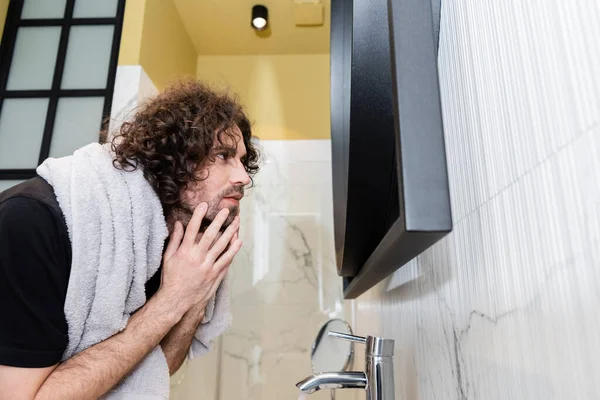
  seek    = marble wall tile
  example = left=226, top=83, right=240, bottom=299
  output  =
left=352, top=1, right=600, bottom=399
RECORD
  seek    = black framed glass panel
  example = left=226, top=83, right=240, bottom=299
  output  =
left=0, top=0, right=125, bottom=185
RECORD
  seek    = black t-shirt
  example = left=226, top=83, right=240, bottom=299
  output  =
left=0, top=177, right=162, bottom=368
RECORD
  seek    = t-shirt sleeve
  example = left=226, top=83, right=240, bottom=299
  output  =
left=0, top=197, right=70, bottom=368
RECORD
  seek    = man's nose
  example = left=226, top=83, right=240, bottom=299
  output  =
left=232, top=163, right=251, bottom=186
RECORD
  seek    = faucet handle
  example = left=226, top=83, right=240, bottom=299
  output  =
left=329, top=331, right=395, bottom=357
left=328, top=331, right=367, bottom=344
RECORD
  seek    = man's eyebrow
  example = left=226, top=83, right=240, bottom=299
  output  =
left=213, top=145, right=247, bottom=159
left=212, top=145, right=236, bottom=153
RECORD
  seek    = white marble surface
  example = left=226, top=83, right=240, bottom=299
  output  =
left=353, top=0, right=600, bottom=399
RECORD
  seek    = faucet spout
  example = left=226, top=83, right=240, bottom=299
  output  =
left=296, top=371, right=367, bottom=394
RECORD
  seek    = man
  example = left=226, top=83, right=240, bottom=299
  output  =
left=0, top=79, right=260, bottom=399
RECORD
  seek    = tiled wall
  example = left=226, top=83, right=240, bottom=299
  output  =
left=352, top=1, right=600, bottom=399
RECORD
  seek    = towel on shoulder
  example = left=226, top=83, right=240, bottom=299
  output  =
left=37, top=143, right=231, bottom=399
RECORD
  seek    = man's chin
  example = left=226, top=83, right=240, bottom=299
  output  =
left=201, top=206, right=239, bottom=231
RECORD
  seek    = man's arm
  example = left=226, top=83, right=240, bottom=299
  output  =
left=38, top=289, right=180, bottom=400
left=0, top=289, right=182, bottom=400
left=0, top=365, right=56, bottom=400
left=160, top=303, right=206, bottom=375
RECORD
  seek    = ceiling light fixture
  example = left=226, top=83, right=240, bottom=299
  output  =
left=251, top=5, right=268, bottom=31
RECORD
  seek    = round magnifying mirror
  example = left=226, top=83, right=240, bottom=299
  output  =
left=311, top=319, right=354, bottom=373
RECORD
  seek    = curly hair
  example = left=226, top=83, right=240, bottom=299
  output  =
left=109, top=79, right=260, bottom=216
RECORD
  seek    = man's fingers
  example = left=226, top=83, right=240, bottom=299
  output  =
left=209, top=242, right=240, bottom=294
left=226, top=231, right=238, bottom=252
left=207, top=217, right=239, bottom=261
left=182, top=203, right=208, bottom=248
left=209, top=263, right=231, bottom=295
left=164, top=221, right=183, bottom=260
left=220, top=230, right=237, bottom=254
left=210, top=231, right=224, bottom=249
left=213, top=237, right=242, bottom=272
left=197, top=208, right=230, bottom=253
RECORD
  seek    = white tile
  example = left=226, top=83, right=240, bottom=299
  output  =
left=258, top=139, right=332, bottom=164
left=199, top=2, right=600, bottom=393
left=353, top=1, right=600, bottom=397
left=438, top=0, right=597, bottom=223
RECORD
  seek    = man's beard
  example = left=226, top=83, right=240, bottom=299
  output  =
left=167, top=185, right=244, bottom=233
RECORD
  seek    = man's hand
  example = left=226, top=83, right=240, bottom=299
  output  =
left=159, top=203, right=242, bottom=317
left=184, top=229, right=239, bottom=318
left=160, top=225, right=241, bottom=375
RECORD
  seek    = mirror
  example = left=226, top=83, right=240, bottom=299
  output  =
left=330, top=0, right=452, bottom=299
left=311, top=319, right=354, bottom=373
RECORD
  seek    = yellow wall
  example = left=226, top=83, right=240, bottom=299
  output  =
left=117, top=0, right=145, bottom=65
left=196, top=55, right=330, bottom=140
left=118, top=0, right=197, bottom=91
left=0, top=0, right=9, bottom=38
left=138, top=0, right=196, bottom=91
left=116, top=2, right=330, bottom=139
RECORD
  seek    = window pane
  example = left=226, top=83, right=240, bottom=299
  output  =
left=6, top=27, right=61, bottom=90
left=0, top=180, right=25, bottom=193
left=61, top=26, right=114, bottom=89
left=73, top=0, right=119, bottom=18
left=21, top=0, right=66, bottom=19
left=0, top=99, right=49, bottom=169
left=49, top=97, right=104, bottom=158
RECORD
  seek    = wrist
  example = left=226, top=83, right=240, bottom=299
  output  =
left=182, top=302, right=206, bottom=325
left=153, top=286, right=188, bottom=325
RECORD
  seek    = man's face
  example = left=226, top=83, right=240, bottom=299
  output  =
left=172, top=126, right=251, bottom=231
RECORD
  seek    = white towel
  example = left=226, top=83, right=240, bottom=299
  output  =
left=36, top=143, right=231, bottom=399
left=191, top=274, right=232, bottom=358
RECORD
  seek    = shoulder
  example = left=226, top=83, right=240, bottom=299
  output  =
left=0, top=177, right=65, bottom=233
left=0, top=195, right=61, bottom=231
left=0, top=192, right=71, bottom=264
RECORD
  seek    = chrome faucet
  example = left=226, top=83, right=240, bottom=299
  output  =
left=296, top=331, right=395, bottom=400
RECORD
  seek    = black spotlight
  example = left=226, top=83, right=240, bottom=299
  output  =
left=251, top=5, right=268, bottom=31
